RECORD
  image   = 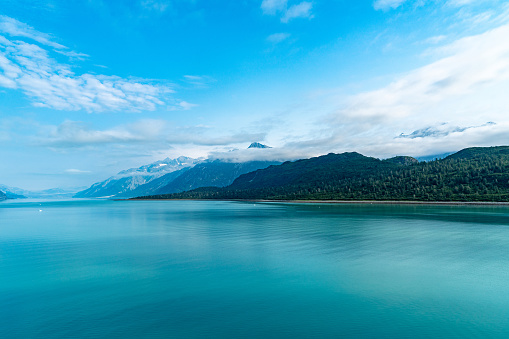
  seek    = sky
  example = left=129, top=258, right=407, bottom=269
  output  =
left=1, top=0, right=509, bottom=190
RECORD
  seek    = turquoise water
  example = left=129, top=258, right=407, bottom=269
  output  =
left=2, top=200, right=509, bottom=338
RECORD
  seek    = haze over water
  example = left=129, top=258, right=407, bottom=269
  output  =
left=2, top=200, right=509, bottom=338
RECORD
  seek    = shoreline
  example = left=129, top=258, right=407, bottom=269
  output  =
left=123, top=199, right=509, bottom=206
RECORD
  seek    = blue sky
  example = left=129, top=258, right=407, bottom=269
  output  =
left=1, top=0, right=509, bottom=190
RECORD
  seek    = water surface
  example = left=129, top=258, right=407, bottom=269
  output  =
left=1, top=200, right=509, bottom=338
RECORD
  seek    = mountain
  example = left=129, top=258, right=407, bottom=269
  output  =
left=248, top=142, right=271, bottom=149
left=227, top=152, right=398, bottom=191
left=384, top=156, right=419, bottom=166
left=445, top=146, right=509, bottom=160
left=74, top=156, right=201, bottom=198
left=75, top=142, right=278, bottom=199
left=80, top=142, right=280, bottom=198
left=141, top=152, right=407, bottom=199
left=0, top=190, right=6, bottom=201
left=0, top=185, right=28, bottom=199
left=0, top=185, right=86, bottom=199
left=4, top=191, right=26, bottom=199
left=141, top=146, right=509, bottom=202
left=26, top=187, right=83, bottom=199
left=416, top=152, right=453, bottom=162
left=126, top=167, right=191, bottom=197
left=136, top=160, right=281, bottom=196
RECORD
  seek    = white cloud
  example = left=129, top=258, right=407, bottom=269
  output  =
left=41, top=119, right=168, bottom=147
left=423, top=35, right=447, bottom=44
left=397, top=122, right=495, bottom=139
left=246, top=20, right=509, bottom=161
left=208, top=148, right=287, bottom=163
left=141, top=0, right=170, bottom=12
left=267, top=32, right=291, bottom=43
left=182, top=74, right=215, bottom=87
left=54, top=49, right=89, bottom=60
left=164, top=124, right=267, bottom=146
left=281, top=2, right=313, bottom=23
left=373, top=0, right=408, bottom=11
left=367, top=122, right=509, bottom=159
left=261, top=0, right=288, bottom=15
left=374, top=0, right=489, bottom=11
left=0, top=15, right=88, bottom=60
left=184, top=75, right=203, bottom=81
left=0, top=15, right=66, bottom=49
left=65, top=169, right=92, bottom=174
left=35, top=119, right=267, bottom=151
left=318, top=22, right=509, bottom=157
left=261, top=0, right=313, bottom=23
left=341, top=24, right=509, bottom=121
left=447, top=0, right=476, bottom=6
left=0, top=16, right=179, bottom=112
left=178, top=101, right=198, bottom=110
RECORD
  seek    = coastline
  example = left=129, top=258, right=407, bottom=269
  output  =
left=123, top=198, right=509, bottom=206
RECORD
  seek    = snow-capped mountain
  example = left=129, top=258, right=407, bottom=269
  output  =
left=0, top=185, right=27, bottom=199
left=248, top=142, right=271, bottom=149
left=132, top=160, right=281, bottom=197
left=74, top=156, right=202, bottom=198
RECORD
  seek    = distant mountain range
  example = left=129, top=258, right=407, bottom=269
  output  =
left=74, top=156, right=201, bottom=198
left=140, top=146, right=509, bottom=202
left=0, top=190, right=6, bottom=201
left=135, top=160, right=281, bottom=196
left=74, top=143, right=278, bottom=198
left=0, top=185, right=26, bottom=199
left=0, top=185, right=91, bottom=199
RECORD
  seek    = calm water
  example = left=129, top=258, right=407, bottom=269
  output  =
left=2, top=200, right=509, bottom=338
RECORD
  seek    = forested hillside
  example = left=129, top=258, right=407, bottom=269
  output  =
left=138, top=146, right=509, bottom=202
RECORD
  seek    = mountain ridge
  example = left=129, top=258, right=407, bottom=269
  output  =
left=138, top=146, right=509, bottom=202
left=76, top=142, right=277, bottom=198
left=74, top=156, right=201, bottom=198
left=0, top=184, right=79, bottom=199
left=153, top=160, right=281, bottom=195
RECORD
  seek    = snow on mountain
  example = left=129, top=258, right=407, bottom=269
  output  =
left=248, top=142, right=271, bottom=149
left=74, top=156, right=202, bottom=198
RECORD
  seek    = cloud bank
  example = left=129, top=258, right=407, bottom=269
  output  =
left=309, top=22, right=509, bottom=158
left=339, top=23, right=509, bottom=122
left=35, top=119, right=267, bottom=151
left=40, top=120, right=167, bottom=147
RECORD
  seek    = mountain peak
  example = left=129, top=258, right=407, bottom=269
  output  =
left=248, top=142, right=271, bottom=149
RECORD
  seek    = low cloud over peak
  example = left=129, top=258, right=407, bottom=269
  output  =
left=398, top=122, right=496, bottom=139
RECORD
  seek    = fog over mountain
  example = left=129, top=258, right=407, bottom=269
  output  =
left=75, top=143, right=278, bottom=198
left=0, top=184, right=84, bottom=199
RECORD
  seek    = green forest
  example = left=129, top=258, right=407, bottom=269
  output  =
left=138, top=146, right=509, bottom=202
